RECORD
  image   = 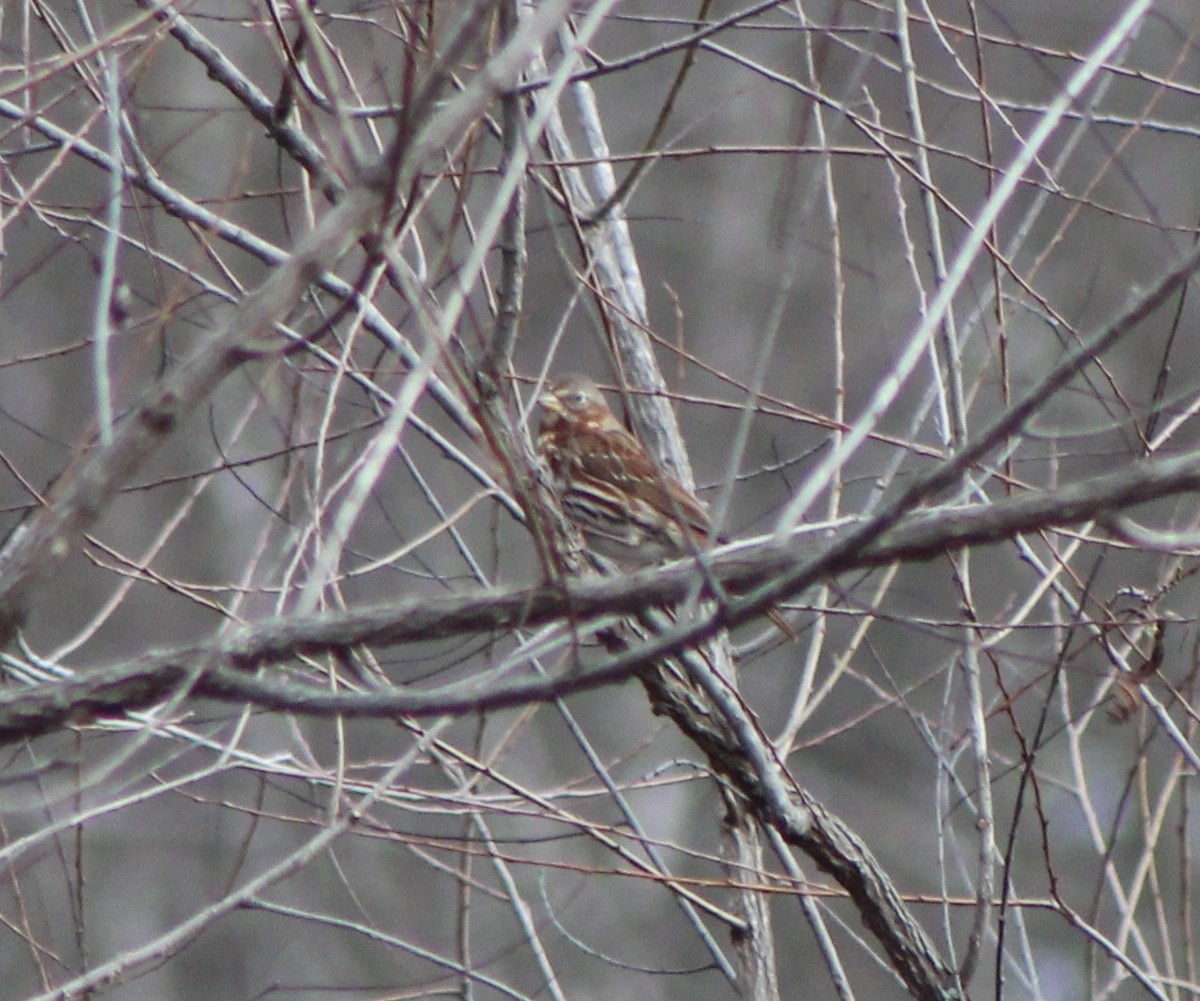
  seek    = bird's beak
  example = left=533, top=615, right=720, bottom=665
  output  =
left=537, top=391, right=561, bottom=414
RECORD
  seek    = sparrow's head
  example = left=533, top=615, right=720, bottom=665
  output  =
left=537, top=374, right=621, bottom=433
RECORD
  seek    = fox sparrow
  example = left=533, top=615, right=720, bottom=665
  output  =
left=536, top=374, right=796, bottom=639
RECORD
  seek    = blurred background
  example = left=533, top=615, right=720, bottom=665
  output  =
left=3, top=1, right=1200, bottom=998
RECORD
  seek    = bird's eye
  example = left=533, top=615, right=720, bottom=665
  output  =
left=565, top=391, right=587, bottom=407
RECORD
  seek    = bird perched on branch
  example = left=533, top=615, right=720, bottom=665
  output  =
left=535, top=373, right=796, bottom=639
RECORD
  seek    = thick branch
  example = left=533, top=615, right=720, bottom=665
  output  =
left=2, top=449, right=1197, bottom=742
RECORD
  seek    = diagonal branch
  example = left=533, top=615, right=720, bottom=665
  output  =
left=0, top=0, right=574, bottom=648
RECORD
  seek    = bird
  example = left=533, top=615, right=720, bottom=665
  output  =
left=535, top=373, right=796, bottom=639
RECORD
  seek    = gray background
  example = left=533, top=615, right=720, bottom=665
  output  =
left=3, top=2, right=1200, bottom=999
